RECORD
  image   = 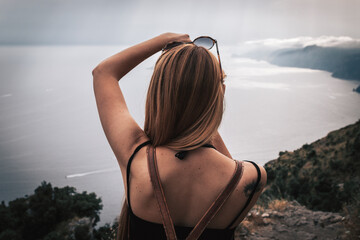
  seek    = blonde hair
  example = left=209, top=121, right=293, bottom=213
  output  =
left=144, top=44, right=224, bottom=151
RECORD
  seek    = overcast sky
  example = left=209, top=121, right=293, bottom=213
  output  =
left=0, top=0, right=359, bottom=45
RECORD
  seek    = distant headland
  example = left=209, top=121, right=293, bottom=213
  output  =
left=236, top=40, right=360, bottom=93
left=267, top=45, right=360, bottom=82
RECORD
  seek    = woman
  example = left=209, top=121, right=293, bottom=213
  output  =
left=92, top=33, right=267, bottom=240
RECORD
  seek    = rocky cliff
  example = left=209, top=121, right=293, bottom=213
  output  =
left=236, top=120, right=360, bottom=239
left=235, top=200, right=346, bottom=240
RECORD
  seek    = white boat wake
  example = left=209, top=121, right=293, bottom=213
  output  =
left=66, top=168, right=117, bottom=178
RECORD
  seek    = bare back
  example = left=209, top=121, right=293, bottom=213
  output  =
left=122, top=144, right=267, bottom=229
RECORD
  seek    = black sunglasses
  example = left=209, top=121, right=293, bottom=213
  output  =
left=162, top=36, right=223, bottom=83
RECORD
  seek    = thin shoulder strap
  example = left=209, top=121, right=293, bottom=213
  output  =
left=126, top=140, right=151, bottom=212
left=226, top=160, right=261, bottom=228
left=175, top=144, right=216, bottom=159
left=202, top=144, right=216, bottom=149
left=186, top=160, right=243, bottom=240
left=147, top=144, right=243, bottom=240
left=147, top=145, right=177, bottom=240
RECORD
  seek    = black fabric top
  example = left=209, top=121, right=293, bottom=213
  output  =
left=126, top=141, right=261, bottom=240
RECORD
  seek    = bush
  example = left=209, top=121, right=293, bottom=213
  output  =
left=0, top=229, right=21, bottom=240
left=93, top=222, right=119, bottom=240
left=279, top=151, right=288, bottom=156
left=302, top=143, right=312, bottom=150
left=74, top=225, right=92, bottom=240
left=43, top=231, right=65, bottom=240
left=0, top=181, right=103, bottom=240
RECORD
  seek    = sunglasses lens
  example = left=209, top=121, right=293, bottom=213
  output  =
left=193, top=37, right=214, bottom=50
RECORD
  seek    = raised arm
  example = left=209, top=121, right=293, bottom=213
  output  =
left=92, top=33, right=191, bottom=167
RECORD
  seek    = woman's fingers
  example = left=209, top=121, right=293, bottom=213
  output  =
left=162, top=33, right=191, bottom=44
left=177, top=34, right=191, bottom=42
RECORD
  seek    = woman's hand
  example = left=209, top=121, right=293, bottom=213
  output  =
left=93, top=33, right=191, bottom=80
left=160, top=32, right=191, bottom=46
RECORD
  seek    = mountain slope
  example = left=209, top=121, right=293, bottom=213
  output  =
left=262, top=119, right=360, bottom=212
left=268, top=45, right=360, bottom=81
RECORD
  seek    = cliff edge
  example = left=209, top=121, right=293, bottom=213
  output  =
left=235, top=120, right=360, bottom=239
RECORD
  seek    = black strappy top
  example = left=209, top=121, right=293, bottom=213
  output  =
left=126, top=141, right=261, bottom=240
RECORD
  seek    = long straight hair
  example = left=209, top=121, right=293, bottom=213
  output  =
left=117, top=44, right=224, bottom=239
left=145, top=44, right=224, bottom=150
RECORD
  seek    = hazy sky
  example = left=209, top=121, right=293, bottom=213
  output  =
left=0, top=0, right=359, bottom=45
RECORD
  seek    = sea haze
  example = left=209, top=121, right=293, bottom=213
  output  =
left=0, top=45, right=359, bottom=226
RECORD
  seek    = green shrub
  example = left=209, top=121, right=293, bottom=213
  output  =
left=74, top=225, right=91, bottom=240
left=0, top=181, right=102, bottom=240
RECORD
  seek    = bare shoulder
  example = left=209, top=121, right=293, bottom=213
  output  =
left=240, top=161, right=267, bottom=197
left=223, top=160, right=267, bottom=228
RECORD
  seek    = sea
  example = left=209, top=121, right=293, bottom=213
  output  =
left=0, top=45, right=359, bottom=226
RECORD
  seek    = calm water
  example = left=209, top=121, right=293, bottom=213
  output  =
left=0, top=45, right=359, bottom=226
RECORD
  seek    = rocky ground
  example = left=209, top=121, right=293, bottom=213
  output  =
left=234, top=200, right=348, bottom=240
